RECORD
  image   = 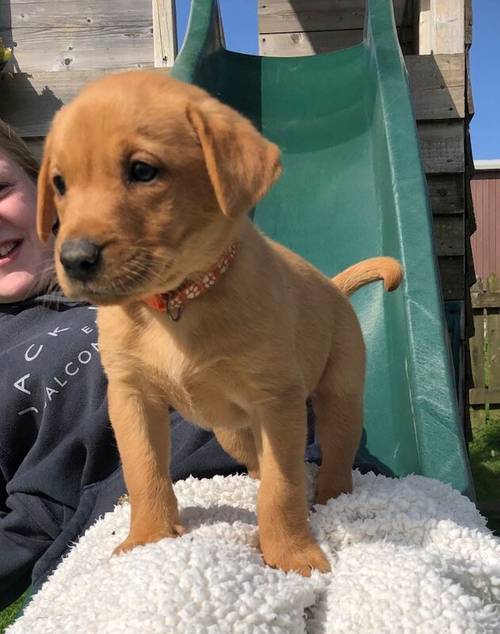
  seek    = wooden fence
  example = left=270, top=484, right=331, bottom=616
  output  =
left=470, top=274, right=500, bottom=406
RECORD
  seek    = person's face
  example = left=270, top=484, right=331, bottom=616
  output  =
left=0, top=149, right=54, bottom=302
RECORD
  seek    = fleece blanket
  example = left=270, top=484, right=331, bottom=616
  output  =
left=8, top=466, right=500, bottom=634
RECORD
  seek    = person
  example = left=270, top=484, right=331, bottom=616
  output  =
left=0, top=120, right=254, bottom=611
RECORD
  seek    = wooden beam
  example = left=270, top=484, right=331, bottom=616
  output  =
left=259, top=26, right=412, bottom=56
left=426, top=174, right=464, bottom=215
left=258, top=0, right=410, bottom=34
left=417, top=120, right=464, bottom=173
left=433, top=214, right=464, bottom=256
left=259, top=29, right=363, bottom=56
left=152, top=0, right=177, bottom=67
left=438, top=256, right=464, bottom=300
left=406, top=54, right=465, bottom=120
left=418, top=0, right=464, bottom=55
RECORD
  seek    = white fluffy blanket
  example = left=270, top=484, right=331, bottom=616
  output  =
left=9, top=466, right=500, bottom=633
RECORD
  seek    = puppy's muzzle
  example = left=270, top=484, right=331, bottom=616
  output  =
left=60, top=239, right=103, bottom=281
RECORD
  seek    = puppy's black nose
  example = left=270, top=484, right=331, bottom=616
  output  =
left=60, top=239, right=102, bottom=281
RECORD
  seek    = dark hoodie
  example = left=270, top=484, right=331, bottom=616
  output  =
left=0, top=294, right=246, bottom=609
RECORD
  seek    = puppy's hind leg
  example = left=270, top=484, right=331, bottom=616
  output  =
left=312, top=338, right=365, bottom=505
left=254, top=394, right=330, bottom=576
left=214, top=427, right=260, bottom=479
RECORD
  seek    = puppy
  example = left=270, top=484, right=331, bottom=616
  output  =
left=37, top=71, right=402, bottom=576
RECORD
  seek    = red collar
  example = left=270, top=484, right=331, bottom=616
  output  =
left=143, top=243, right=238, bottom=321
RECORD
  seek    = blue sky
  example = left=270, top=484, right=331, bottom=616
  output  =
left=176, top=0, right=257, bottom=54
left=469, top=1, right=500, bottom=160
left=176, top=1, right=498, bottom=160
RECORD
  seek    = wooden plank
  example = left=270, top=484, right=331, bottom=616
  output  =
left=438, top=255, right=464, bottom=300
left=426, top=174, right=464, bottom=215
left=259, top=26, right=412, bottom=56
left=153, top=0, right=177, bottom=67
left=471, top=292, right=500, bottom=310
left=0, top=0, right=154, bottom=73
left=435, top=0, right=464, bottom=53
left=470, top=312, right=485, bottom=389
left=260, top=29, right=363, bottom=56
left=0, top=68, right=168, bottom=137
left=418, top=0, right=464, bottom=55
left=417, top=120, right=464, bottom=173
left=406, top=54, right=465, bottom=120
left=433, top=214, right=464, bottom=256
left=469, top=388, right=500, bottom=406
left=258, top=0, right=410, bottom=34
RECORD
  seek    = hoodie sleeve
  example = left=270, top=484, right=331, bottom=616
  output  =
left=0, top=488, right=62, bottom=610
left=0, top=300, right=119, bottom=609
left=0, top=440, right=68, bottom=609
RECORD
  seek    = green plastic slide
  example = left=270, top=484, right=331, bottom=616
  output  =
left=172, top=0, right=474, bottom=496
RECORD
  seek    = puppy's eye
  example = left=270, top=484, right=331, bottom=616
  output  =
left=53, top=174, right=66, bottom=196
left=129, top=161, right=158, bottom=183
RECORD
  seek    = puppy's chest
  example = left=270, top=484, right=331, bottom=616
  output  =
left=136, top=326, right=201, bottom=392
left=133, top=322, right=248, bottom=427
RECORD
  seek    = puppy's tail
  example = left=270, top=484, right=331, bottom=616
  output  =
left=332, top=257, right=403, bottom=296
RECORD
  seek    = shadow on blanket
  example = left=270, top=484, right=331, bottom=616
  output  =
left=181, top=504, right=257, bottom=530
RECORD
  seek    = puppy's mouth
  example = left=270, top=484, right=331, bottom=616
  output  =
left=59, top=252, right=175, bottom=305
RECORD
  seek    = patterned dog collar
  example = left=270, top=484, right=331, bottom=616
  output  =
left=143, top=243, right=238, bottom=321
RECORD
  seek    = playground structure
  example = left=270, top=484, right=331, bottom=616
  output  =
left=0, top=0, right=475, bottom=493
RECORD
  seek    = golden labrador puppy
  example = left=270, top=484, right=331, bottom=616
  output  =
left=37, top=71, right=402, bottom=575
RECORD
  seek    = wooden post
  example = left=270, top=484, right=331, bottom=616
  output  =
left=152, top=0, right=177, bottom=67
left=418, top=0, right=464, bottom=54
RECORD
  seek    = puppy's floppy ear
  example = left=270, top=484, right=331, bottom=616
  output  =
left=37, top=131, right=57, bottom=244
left=186, top=98, right=282, bottom=218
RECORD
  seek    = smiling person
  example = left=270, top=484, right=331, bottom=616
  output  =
left=0, top=124, right=53, bottom=301
left=0, top=119, right=249, bottom=612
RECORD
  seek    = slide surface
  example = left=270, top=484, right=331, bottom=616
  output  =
left=172, top=0, right=473, bottom=495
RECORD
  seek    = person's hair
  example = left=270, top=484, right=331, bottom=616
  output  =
left=0, top=119, right=39, bottom=183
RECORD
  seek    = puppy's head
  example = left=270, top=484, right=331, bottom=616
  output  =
left=37, top=71, right=281, bottom=304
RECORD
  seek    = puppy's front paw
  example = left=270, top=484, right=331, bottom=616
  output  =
left=262, top=539, right=330, bottom=576
left=112, top=523, right=185, bottom=556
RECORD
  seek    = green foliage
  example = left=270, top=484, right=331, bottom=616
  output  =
left=469, top=408, right=500, bottom=535
left=0, top=591, right=26, bottom=633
